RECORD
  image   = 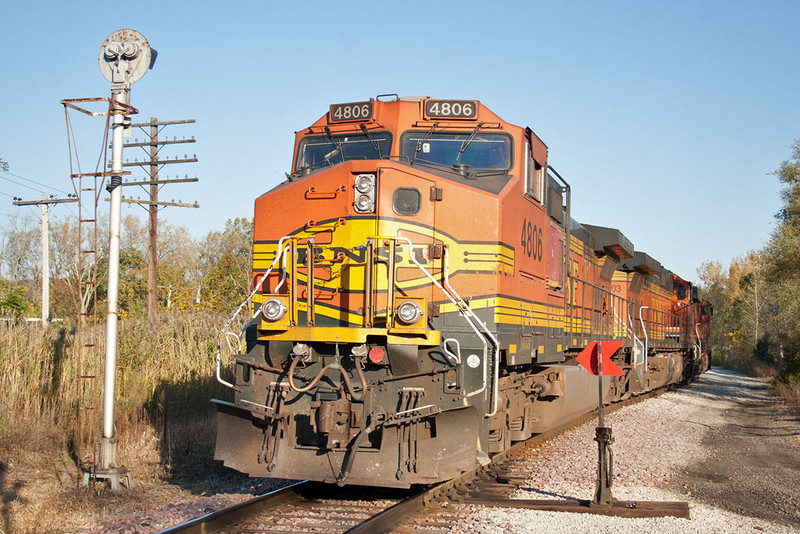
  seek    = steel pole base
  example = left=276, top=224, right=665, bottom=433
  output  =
left=82, top=466, right=132, bottom=491
left=593, top=426, right=614, bottom=506
left=80, top=436, right=132, bottom=491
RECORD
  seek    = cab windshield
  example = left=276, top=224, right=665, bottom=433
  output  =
left=295, top=131, right=392, bottom=172
left=400, top=131, right=512, bottom=170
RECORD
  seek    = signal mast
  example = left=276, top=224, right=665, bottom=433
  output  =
left=88, top=29, right=156, bottom=490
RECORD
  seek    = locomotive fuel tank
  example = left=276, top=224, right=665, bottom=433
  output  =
left=524, top=365, right=612, bottom=435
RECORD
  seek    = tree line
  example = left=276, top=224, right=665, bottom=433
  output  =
left=698, top=140, right=800, bottom=386
left=3, top=141, right=800, bottom=390
left=0, top=211, right=253, bottom=320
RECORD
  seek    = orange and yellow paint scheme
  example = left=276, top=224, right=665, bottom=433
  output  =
left=213, top=97, right=711, bottom=488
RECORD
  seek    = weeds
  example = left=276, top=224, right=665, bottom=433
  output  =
left=773, top=374, right=800, bottom=410
left=0, top=313, right=235, bottom=477
left=712, top=346, right=776, bottom=377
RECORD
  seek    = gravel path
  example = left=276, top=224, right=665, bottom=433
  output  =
left=450, top=368, right=800, bottom=533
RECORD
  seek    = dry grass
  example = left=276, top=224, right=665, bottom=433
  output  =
left=711, top=347, right=777, bottom=379
left=0, top=419, right=251, bottom=534
left=0, top=313, right=245, bottom=533
left=773, top=375, right=800, bottom=412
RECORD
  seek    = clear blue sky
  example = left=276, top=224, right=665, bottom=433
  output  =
left=1, top=1, right=798, bottom=281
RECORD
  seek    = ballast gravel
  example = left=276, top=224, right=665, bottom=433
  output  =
left=449, top=368, right=800, bottom=533
left=79, top=368, right=800, bottom=533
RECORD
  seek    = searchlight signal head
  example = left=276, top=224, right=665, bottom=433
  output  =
left=98, top=29, right=157, bottom=85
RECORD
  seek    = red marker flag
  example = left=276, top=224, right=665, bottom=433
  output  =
left=576, top=340, right=625, bottom=376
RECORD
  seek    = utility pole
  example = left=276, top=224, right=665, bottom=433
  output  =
left=41, top=200, right=48, bottom=322
left=12, top=196, right=78, bottom=324
left=120, top=118, right=197, bottom=318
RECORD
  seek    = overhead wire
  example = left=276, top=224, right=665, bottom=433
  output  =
left=0, top=173, right=51, bottom=196
left=0, top=169, right=71, bottom=195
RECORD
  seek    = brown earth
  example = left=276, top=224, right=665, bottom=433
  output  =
left=673, top=372, right=800, bottom=528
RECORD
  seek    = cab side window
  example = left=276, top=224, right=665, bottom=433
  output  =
left=525, top=140, right=544, bottom=202
left=676, top=285, right=686, bottom=300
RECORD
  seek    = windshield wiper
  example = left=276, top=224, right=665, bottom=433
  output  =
left=411, top=123, right=439, bottom=164
left=324, top=126, right=344, bottom=160
left=360, top=124, right=383, bottom=158
left=455, top=123, right=484, bottom=163
left=294, top=157, right=334, bottom=177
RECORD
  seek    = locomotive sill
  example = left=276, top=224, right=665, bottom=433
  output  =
left=255, top=325, right=442, bottom=346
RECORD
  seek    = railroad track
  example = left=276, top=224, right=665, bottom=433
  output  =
left=157, top=481, right=421, bottom=534
left=159, top=386, right=684, bottom=534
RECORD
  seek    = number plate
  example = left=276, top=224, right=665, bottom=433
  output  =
left=424, top=100, right=478, bottom=120
left=329, top=101, right=374, bottom=122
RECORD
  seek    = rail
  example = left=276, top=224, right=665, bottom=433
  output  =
left=567, top=274, right=634, bottom=346
left=215, top=235, right=291, bottom=389
left=638, top=305, right=682, bottom=353
left=694, top=322, right=703, bottom=359
left=160, top=382, right=689, bottom=533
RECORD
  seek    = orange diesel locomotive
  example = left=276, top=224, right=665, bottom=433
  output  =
left=213, top=96, right=711, bottom=488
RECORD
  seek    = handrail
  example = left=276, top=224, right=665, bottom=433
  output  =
left=639, top=306, right=651, bottom=368
left=393, top=237, right=499, bottom=415
left=547, top=165, right=571, bottom=280
left=306, top=239, right=315, bottom=325
left=443, top=338, right=462, bottom=365
left=695, top=322, right=702, bottom=358
left=216, top=235, right=291, bottom=389
left=363, top=240, right=374, bottom=327
left=290, top=239, right=298, bottom=325
left=568, top=273, right=635, bottom=343
left=217, top=233, right=502, bottom=418
left=444, top=246, right=501, bottom=416
left=608, top=297, right=632, bottom=338
left=273, top=243, right=290, bottom=292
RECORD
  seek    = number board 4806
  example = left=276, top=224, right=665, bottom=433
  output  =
left=424, top=100, right=478, bottom=120
left=329, top=101, right=374, bottom=122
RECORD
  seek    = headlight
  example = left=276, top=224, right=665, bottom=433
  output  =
left=353, top=174, right=376, bottom=213
left=354, top=174, right=375, bottom=193
left=262, top=298, right=287, bottom=321
left=396, top=300, right=422, bottom=325
left=355, top=194, right=374, bottom=212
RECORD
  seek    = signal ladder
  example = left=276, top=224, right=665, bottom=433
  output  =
left=63, top=97, right=119, bottom=467
left=72, top=170, right=103, bottom=467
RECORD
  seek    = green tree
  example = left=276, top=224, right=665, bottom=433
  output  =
left=0, top=154, right=8, bottom=172
left=768, top=139, right=800, bottom=278
left=697, top=253, right=767, bottom=359
left=698, top=140, right=800, bottom=384
left=0, top=279, right=31, bottom=317
left=734, top=252, right=769, bottom=352
left=765, top=139, right=800, bottom=376
left=198, top=217, right=253, bottom=313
